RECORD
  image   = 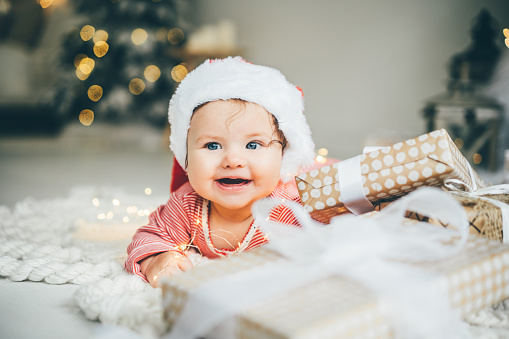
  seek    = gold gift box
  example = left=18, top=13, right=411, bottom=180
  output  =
left=296, top=129, right=485, bottom=222
left=163, top=235, right=509, bottom=339
left=387, top=193, right=509, bottom=242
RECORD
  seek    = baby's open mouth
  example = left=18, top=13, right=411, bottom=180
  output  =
left=216, top=178, right=252, bottom=186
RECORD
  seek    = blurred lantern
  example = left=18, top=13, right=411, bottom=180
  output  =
left=422, top=9, right=504, bottom=172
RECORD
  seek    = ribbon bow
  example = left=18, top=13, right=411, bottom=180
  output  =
left=445, top=176, right=509, bottom=242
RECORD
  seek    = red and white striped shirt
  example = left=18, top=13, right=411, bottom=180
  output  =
left=125, top=181, right=301, bottom=281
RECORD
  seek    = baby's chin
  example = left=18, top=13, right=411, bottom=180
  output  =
left=210, top=199, right=256, bottom=213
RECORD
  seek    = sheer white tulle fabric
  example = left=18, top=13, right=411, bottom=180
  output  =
left=1, top=187, right=509, bottom=338
left=167, top=187, right=475, bottom=339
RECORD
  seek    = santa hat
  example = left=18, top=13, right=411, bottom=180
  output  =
left=168, top=56, right=315, bottom=184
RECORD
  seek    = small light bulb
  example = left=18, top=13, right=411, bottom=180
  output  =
left=315, top=155, right=326, bottom=163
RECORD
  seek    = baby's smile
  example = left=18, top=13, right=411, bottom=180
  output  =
left=216, top=178, right=253, bottom=191
left=216, top=177, right=252, bottom=187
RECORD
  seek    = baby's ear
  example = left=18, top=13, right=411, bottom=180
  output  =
left=170, top=157, right=189, bottom=193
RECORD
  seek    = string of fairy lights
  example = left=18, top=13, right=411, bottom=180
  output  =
left=87, top=187, right=156, bottom=225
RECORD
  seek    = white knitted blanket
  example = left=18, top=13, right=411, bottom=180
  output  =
left=1, top=188, right=509, bottom=338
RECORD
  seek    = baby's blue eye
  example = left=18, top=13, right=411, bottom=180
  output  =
left=206, top=142, right=221, bottom=150
left=246, top=141, right=261, bottom=150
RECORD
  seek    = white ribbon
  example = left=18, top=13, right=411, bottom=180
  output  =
left=445, top=182, right=509, bottom=243
left=164, top=188, right=471, bottom=339
left=337, top=155, right=375, bottom=215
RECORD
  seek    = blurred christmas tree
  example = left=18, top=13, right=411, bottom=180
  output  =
left=55, top=0, right=190, bottom=127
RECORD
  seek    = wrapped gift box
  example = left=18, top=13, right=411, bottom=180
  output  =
left=296, top=129, right=485, bottom=221
left=163, top=235, right=509, bottom=339
left=380, top=192, right=509, bottom=242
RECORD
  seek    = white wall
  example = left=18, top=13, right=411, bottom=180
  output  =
left=192, top=0, right=509, bottom=159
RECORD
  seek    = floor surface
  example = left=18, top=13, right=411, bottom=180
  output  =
left=0, top=122, right=173, bottom=208
left=0, top=122, right=173, bottom=339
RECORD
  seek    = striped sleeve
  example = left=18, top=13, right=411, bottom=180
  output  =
left=125, top=184, right=196, bottom=281
left=271, top=180, right=301, bottom=226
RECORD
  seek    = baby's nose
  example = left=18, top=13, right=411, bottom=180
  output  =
left=221, top=150, right=246, bottom=168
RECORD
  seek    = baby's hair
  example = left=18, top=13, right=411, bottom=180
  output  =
left=184, top=99, right=287, bottom=168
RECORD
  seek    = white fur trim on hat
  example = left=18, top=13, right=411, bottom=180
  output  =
left=168, top=56, right=315, bottom=182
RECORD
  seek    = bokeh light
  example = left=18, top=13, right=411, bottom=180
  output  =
left=129, top=78, right=146, bottom=95
left=145, top=188, right=152, bottom=195
left=77, top=57, right=95, bottom=75
left=74, top=54, right=87, bottom=68
left=88, top=85, right=103, bottom=102
left=473, top=153, right=482, bottom=165
left=131, top=28, right=148, bottom=45
left=144, top=65, right=161, bottom=82
left=76, top=69, right=90, bottom=81
left=171, top=64, right=188, bottom=82
left=454, top=138, right=464, bottom=149
left=315, top=155, right=327, bottom=163
left=317, top=148, right=329, bottom=156
left=167, top=28, right=184, bottom=45
left=79, top=109, right=94, bottom=126
left=93, top=41, right=109, bottom=57
left=75, top=56, right=95, bottom=81
left=39, top=0, right=54, bottom=9
left=93, top=30, right=109, bottom=43
left=80, top=25, right=95, bottom=41
left=504, top=28, right=509, bottom=48
left=156, top=28, right=167, bottom=42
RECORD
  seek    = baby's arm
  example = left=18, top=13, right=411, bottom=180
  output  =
left=140, top=250, right=193, bottom=287
left=126, top=191, right=194, bottom=284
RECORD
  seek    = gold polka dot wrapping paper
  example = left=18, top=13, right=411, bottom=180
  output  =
left=162, top=236, right=509, bottom=339
left=392, top=193, right=509, bottom=242
left=296, top=129, right=485, bottom=223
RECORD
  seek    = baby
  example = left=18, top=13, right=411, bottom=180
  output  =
left=125, top=57, right=315, bottom=286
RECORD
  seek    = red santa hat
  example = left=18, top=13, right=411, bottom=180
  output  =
left=168, top=56, right=315, bottom=190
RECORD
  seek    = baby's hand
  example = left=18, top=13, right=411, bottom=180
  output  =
left=140, top=250, right=194, bottom=287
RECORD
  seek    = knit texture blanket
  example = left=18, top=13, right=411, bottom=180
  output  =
left=1, top=188, right=509, bottom=338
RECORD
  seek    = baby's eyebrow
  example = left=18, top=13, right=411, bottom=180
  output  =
left=194, top=135, right=221, bottom=142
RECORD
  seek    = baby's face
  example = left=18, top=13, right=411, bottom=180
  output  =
left=187, top=100, right=283, bottom=214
